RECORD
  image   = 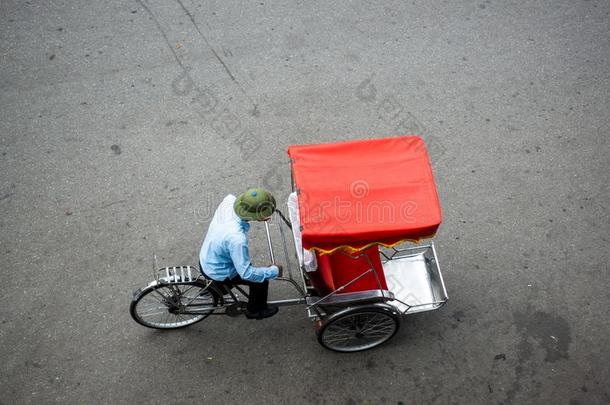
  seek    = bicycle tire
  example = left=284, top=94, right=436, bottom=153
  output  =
left=317, top=304, right=401, bottom=352
left=130, top=280, right=220, bottom=330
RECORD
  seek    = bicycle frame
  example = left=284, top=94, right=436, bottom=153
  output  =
left=149, top=209, right=439, bottom=318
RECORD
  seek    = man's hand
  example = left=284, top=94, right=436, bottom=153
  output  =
left=274, top=264, right=283, bottom=278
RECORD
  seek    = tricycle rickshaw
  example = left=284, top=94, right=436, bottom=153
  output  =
left=130, top=136, right=448, bottom=352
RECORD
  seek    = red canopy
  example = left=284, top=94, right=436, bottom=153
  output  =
left=287, top=136, right=442, bottom=253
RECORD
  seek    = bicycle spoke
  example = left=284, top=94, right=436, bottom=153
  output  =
left=321, top=310, right=398, bottom=352
left=132, top=283, right=218, bottom=329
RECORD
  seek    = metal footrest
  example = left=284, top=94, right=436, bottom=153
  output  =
left=381, top=243, right=448, bottom=314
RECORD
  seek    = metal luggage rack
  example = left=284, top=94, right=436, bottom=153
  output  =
left=154, top=265, right=200, bottom=284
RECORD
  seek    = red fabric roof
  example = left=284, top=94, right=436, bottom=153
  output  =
left=287, top=136, right=442, bottom=253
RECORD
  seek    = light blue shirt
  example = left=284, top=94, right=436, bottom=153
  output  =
left=199, top=195, right=279, bottom=283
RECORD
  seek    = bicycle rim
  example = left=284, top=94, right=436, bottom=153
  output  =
left=131, top=283, right=217, bottom=329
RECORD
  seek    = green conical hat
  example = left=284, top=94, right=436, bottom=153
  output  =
left=234, top=188, right=276, bottom=221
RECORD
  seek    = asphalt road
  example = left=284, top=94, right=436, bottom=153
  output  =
left=1, top=0, right=609, bottom=404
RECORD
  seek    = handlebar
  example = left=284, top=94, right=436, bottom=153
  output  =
left=262, top=214, right=308, bottom=297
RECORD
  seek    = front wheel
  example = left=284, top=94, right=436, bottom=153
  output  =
left=130, top=281, right=219, bottom=329
left=317, top=304, right=401, bottom=352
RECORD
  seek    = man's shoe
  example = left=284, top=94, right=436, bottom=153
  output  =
left=245, top=306, right=279, bottom=320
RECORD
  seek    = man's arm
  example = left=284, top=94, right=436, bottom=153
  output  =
left=228, top=239, right=279, bottom=283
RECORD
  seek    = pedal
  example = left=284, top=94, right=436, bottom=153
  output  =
left=225, top=302, right=247, bottom=317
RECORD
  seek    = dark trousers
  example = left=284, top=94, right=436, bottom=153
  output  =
left=226, top=275, right=269, bottom=312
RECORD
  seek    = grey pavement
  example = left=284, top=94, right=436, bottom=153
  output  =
left=1, top=0, right=609, bottom=404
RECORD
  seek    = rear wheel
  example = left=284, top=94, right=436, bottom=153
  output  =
left=317, top=304, right=400, bottom=352
left=130, top=281, right=219, bottom=329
